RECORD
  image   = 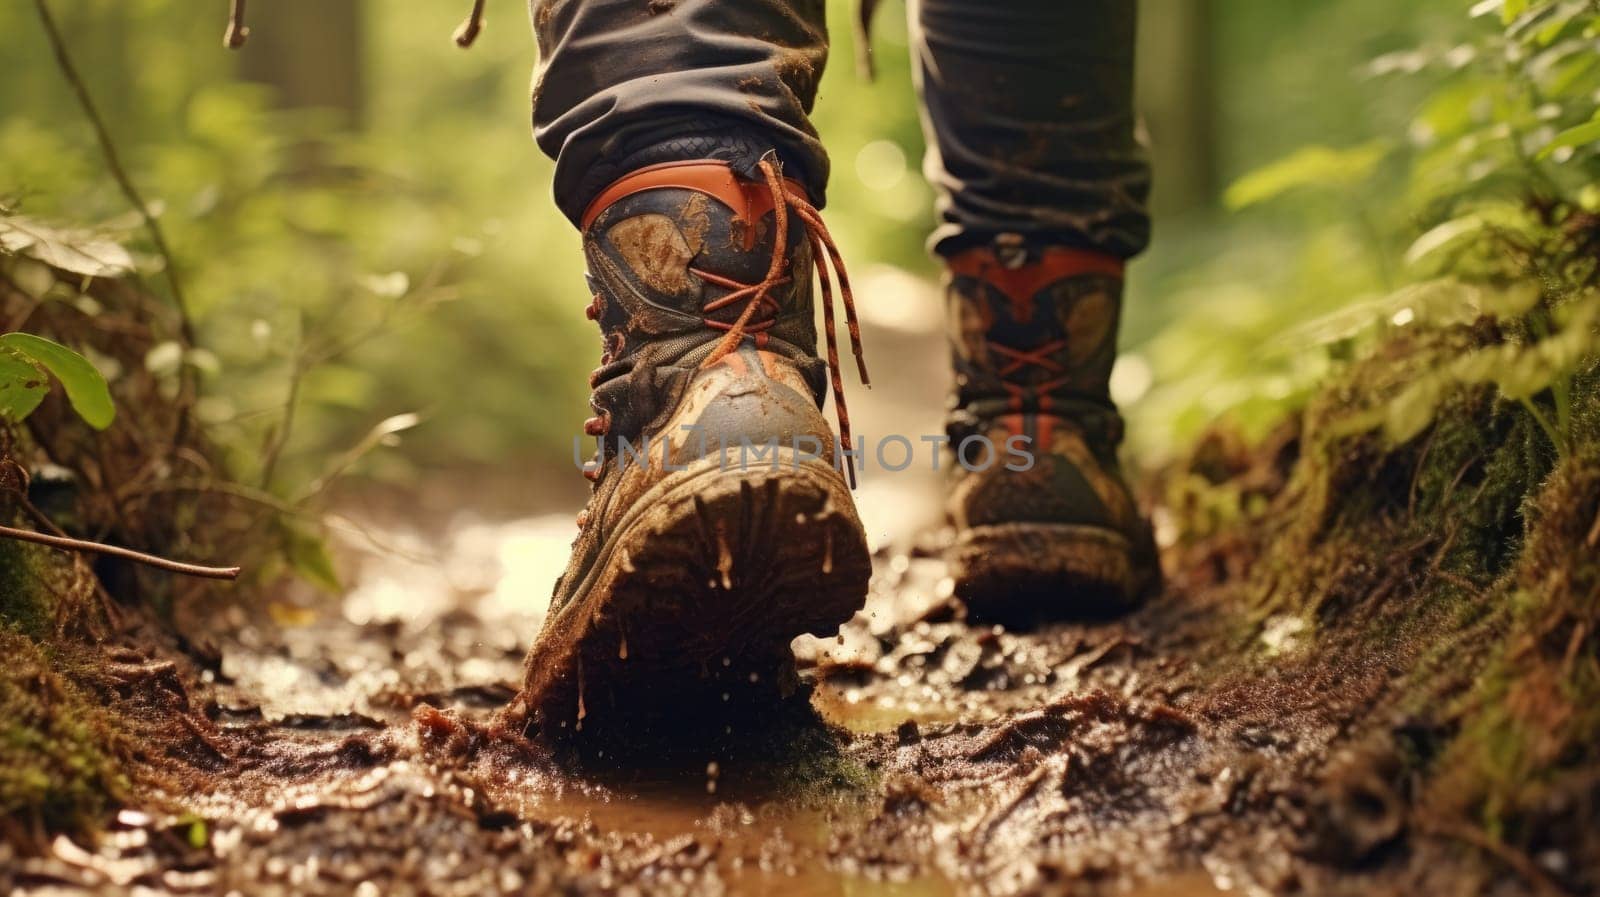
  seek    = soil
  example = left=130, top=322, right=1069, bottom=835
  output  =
left=0, top=509, right=1522, bottom=897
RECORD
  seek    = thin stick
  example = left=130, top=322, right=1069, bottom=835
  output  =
left=224, top=0, right=249, bottom=48
left=0, top=523, right=241, bottom=581
left=454, top=0, right=487, bottom=47
left=32, top=0, right=198, bottom=349
left=1421, top=820, right=1571, bottom=897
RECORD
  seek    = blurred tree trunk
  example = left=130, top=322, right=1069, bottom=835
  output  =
left=1137, top=0, right=1218, bottom=218
left=237, top=0, right=365, bottom=130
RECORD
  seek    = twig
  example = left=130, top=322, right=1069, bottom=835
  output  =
left=0, top=523, right=241, bottom=580
left=1406, top=426, right=1439, bottom=524
left=223, top=0, right=249, bottom=48
left=32, top=0, right=197, bottom=351
left=1520, top=397, right=1567, bottom=458
left=118, top=477, right=301, bottom=518
left=1562, top=620, right=1588, bottom=679
left=258, top=326, right=308, bottom=491
left=1420, top=819, right=1571, bottom=897
left=454, top=0, right=487, bottom=47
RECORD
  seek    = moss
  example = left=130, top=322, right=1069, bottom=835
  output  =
left=0, top=534, right=53, bottom=639
left=1426, top=447, right=1600, bottom=865
left=0, top=625, right=130, bottom=840
left=1168, top=300, right=1598, bottom=885
left=0, top=450, right=131, bottom=845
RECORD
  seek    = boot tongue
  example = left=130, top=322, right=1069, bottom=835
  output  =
left=949, top=244, right=1126, bottom=408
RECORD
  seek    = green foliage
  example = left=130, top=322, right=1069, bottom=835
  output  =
left=1539, top=113, right=1600, bottom=158
left=1222, top=141, right=1390, bottom=211
left=1128, top=0, right=1600, bottom=462
left=0, top=348, right=50, bottom=425
left=0, top=332, right=115, bottom=430
left=0, top=217, right=127, bottom=430
left=1155, top=4, right=1600, bottom=861
left=281, top=521, right=341, bottom=594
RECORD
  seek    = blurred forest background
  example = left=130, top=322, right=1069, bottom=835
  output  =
left=0, top=0, right=1577, bottom=488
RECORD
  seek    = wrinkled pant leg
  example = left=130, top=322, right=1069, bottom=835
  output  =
left=530, top=0, right=831, bottom=225
left=910, top=0, right=1150, bottom=260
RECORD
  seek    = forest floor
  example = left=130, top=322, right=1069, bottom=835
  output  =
left=2, top=297, right=1584, bottom=897
left=0, top=507, right=1507, bottom=897
left=0, top=520, right=1382, bottom=897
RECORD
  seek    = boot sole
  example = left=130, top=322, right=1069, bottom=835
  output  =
left=951, top=522, right=1148, bottom=626
left=519, top=452, right=870, bottom=739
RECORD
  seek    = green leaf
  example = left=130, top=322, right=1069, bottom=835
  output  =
left=0, top=347, right=49, bottom=423
left=1538, top=117, right=1600, bottom=159
left=174, top=813, right=209, bottom=849
left=283, top=524, right=342, bottom=593
left=1502, top=0, right=1528, bottom=25
left=1223, top=142, right=1390, bottom=210
left=1507, top=0, right=1593, bottom=45
left=1405, top=215, right=1491, bottom=269
left=1385, top=374, right=1447, bottom=444
left=0, top=333, right=115, bottom=429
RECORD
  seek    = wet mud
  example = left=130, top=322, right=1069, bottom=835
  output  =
left=0, top=513, right=1473, bottom=897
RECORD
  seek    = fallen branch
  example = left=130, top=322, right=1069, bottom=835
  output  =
left=0, top=523, right=241, bottom=581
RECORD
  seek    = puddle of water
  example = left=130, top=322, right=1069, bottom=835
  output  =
left=486, top=768, right=954, bottom=897
left=1123, top=872, right=1230, bottom=897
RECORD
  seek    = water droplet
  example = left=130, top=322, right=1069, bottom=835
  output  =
left=576, top=658, right=587, bottom=725
left=716, top=527, right=734, bottom=588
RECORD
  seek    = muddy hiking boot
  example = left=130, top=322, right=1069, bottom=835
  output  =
left=943, top=240, right=1159, bottom=623
left=509, top=158, right=872, bottom=738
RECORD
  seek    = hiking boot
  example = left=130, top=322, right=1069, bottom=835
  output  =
left=509, top=159, right=871, bottom=738
left=943, top=240, right=1158, bottom=623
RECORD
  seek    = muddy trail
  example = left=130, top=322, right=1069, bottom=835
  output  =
left=6, top=299, right=1584, bottom=897
left=0, top=507, right=1472, bottom=897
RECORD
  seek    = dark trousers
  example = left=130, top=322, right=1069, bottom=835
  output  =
left=529, top=0, right=1150, bottom=260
